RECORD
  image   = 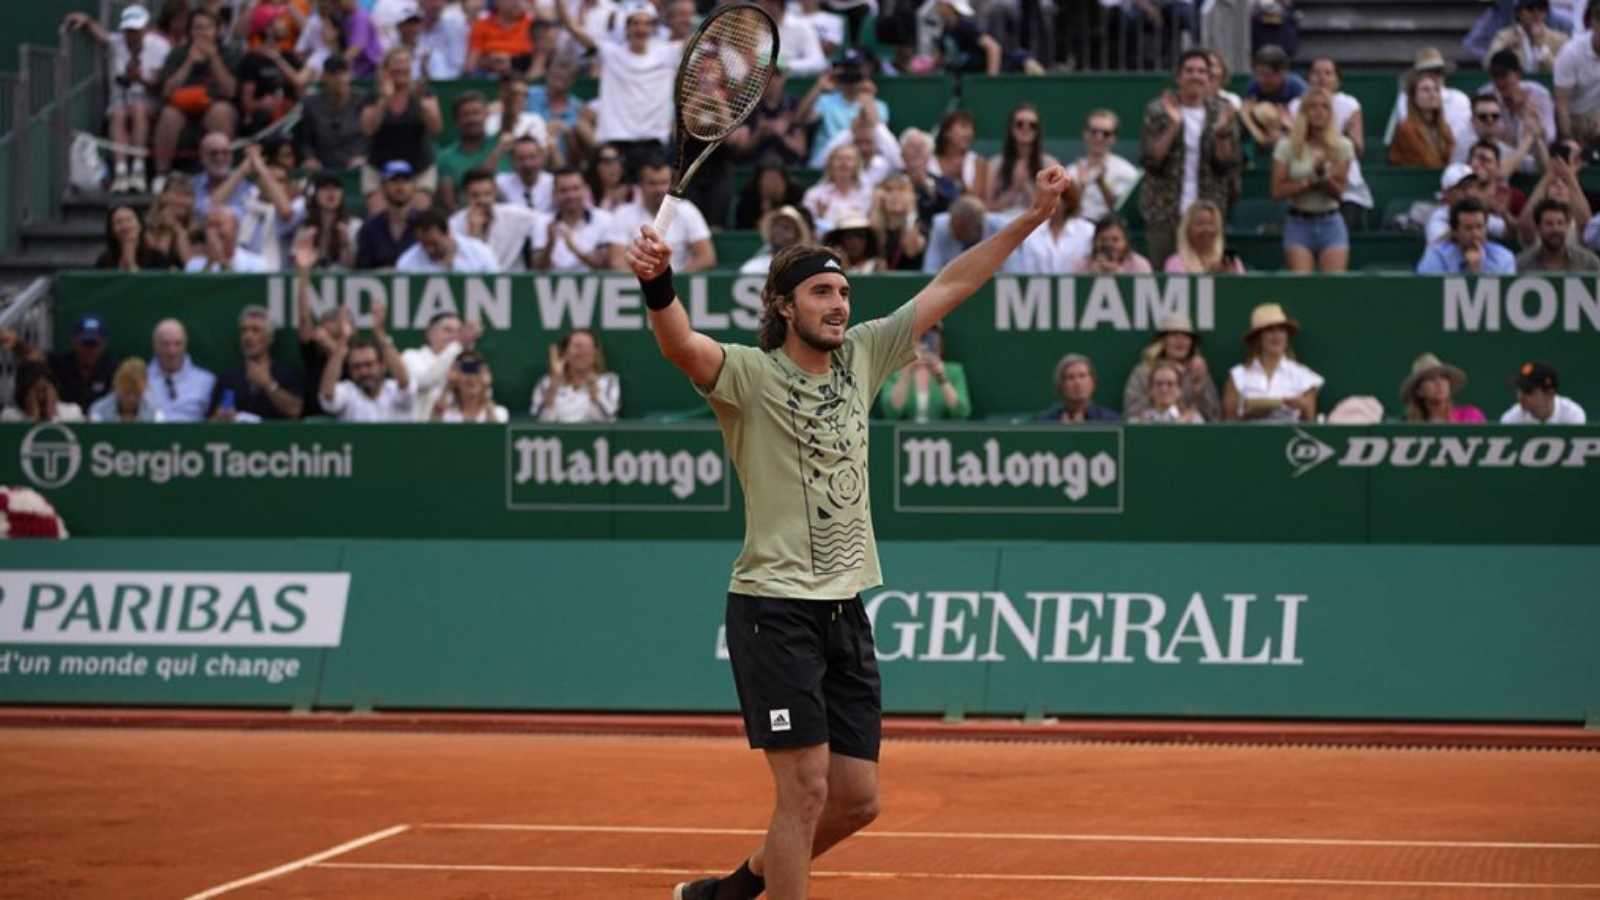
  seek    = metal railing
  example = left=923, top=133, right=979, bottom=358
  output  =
left=0, top=277, right=54, bottom=407
left=1053, top=0, right=1246, bottom=73
left=0, top=20, right=104, bottom=254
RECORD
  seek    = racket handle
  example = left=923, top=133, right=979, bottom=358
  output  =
left=652, top=194, right=681, bottom=237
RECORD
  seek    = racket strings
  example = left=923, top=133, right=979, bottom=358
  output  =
left=677, top=8, right=776, bottom=141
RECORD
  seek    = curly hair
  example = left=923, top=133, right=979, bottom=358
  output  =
left=758, top=244, right=846, bottom=351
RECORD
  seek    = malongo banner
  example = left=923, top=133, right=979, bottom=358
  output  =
left=55, top=272, right=1600, bottom=422
left=3, top=423, right=1597, bottom=543
left=2, top=539, right=1594, bottom=721
left=506, top=424, right=729, bottom=510
left=895, top=426, right=1122, bottom=513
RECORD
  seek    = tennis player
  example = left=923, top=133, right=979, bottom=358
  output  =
left=627, top=165, right=1072, bottom=900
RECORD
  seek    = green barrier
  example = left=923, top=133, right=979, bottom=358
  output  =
left=6, top=423, right=1598, bottom=543
left=54, top=272, right=1600, bottom=421
left=2, top=538, right=1595, bottom=720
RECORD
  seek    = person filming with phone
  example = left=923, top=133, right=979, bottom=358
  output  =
left=877, top=323, right=971, bottom=422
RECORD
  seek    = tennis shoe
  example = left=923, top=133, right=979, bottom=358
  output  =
left=672, top=877, right=720, bottom=900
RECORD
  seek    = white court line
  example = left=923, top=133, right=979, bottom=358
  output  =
left=313, top=861, right=1600, bottom=891
left=414, top=822, right=1600, bottom=851
left=182, top=824, right=410, bottom=899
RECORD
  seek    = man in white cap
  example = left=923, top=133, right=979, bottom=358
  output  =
left=1426, top=163, right=1510, bottom=243
left=65, top=6, right=172, bottom=193
left=556, top=0, right=679, bottom=169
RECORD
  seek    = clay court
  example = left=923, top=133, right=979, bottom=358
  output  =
left=3, top=716, right=1597, bottom=899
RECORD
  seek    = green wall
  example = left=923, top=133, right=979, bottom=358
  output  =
left=2, top=539, right=1595, bottom=720
left=6, top=423, right=1597, bottom=543
left=55, top=272, right=1600, bottom=422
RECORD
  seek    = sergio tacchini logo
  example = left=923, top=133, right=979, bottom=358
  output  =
left=19, top=423, right=81, bottom=489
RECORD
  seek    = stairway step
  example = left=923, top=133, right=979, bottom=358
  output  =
left=0, top=252, right=99, bottom=275
left=1300, top=10, right=1482, bottom=31
left=23, top=222, right=104, bottom=240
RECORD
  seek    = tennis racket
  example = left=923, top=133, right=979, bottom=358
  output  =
left=654, top=3, right=780, bottom=234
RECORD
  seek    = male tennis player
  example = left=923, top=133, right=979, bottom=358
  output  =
left=626, top=164, right=1072, bottom=900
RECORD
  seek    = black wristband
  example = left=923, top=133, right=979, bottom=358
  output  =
left=641, top=267, right=677, bottom=311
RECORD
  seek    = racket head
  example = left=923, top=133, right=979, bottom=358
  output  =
left=671, top=3, right=781, bottom=144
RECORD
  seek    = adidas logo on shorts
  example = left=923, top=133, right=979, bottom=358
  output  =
left=770, top=709, right=792, bottom=732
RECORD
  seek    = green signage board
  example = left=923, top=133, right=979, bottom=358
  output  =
left=506, top=424, right=730, bottom=511
left=3, top=539, right=1596, bottom=722
left=893, top=425, right=1123, bottom=514
left=53, top=272, right=1600, bottom=424
left=3, top=423, right=1597, bottom=544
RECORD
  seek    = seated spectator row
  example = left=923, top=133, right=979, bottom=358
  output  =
left=8, top=296, right=1585, bottom=429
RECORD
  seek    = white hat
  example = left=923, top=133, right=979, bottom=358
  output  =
left=1439, top=162, right=1475, bottom=194
left=622, top=0, right=658, bottom=23
left=118, top=5, right=151, bottom=30
left=941, top=0, right=976, bottom=14
left=396, top=1, right=423, bottom=22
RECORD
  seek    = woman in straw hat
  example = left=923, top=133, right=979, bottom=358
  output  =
left=1122, top=311, right=1220, bottom=421
left=1400, top=352, right=1486, bottom=422
left=824, top=214, right=882, bottom=273
left=1222, top=303, right=1323, bottom=422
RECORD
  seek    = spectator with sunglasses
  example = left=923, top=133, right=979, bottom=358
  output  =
left=986, top=103, right=1059, bottom=214
left=1068, top=110, right=1140, bottom=224
left=1457, top=94, right=1520, bottom=166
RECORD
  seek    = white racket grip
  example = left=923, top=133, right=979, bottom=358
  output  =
left=652, top=193, right=682, bottom=238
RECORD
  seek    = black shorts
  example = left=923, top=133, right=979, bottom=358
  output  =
left=724, top=592, right=883, bottom=762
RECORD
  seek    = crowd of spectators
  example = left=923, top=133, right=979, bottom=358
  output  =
left=8, top=1, right=1592, bottom=427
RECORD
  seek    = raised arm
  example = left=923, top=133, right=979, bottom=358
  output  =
left=911, top=166, right=1068, bottom=336
left=555, top=0, right=598, bottom=52
left=319, top=336, right=348, bottom=407
left=627, top=226, right=725, bottom=388
left=293, top=230, right=319, bottom=343
left=372, top=299, right=409, bottom=389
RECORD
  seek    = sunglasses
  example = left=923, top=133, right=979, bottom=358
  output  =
left=1086, top=127, right=1115, bottom=138
left=1476, top=112, right=1501, bottom=122
left=1013, top=119, right=1039, bottom=131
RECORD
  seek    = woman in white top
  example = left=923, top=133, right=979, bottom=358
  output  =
left=802, top=144, right=874, bottom=232
left=530, top=329, right=622, bottom=422
left=1288, top=58, right=1374, bottom=229
left=435, top=354, right=509, bottom=423
left=1222, top=303, right=1324, bottom=423
left=930, top=109, right=987, bottom=199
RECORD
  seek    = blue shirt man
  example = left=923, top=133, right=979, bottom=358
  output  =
left=922, top=202, right=1005, bottom=273
left=1416, top=198, right=1518, bottom=274
left=805, top=50, right=891, bottom=167
left=143, top=319, right=216, bottom=422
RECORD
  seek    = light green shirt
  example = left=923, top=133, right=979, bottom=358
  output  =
left=1273, top=135, right=1353, bottom=215
left=700, top=299, right=918, bottom=600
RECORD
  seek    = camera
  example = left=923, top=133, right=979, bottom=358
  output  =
left=458, top=355, right=483, bottom=375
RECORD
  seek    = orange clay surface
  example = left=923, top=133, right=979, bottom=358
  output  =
left=1, top=727, right=1597, bottom=899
